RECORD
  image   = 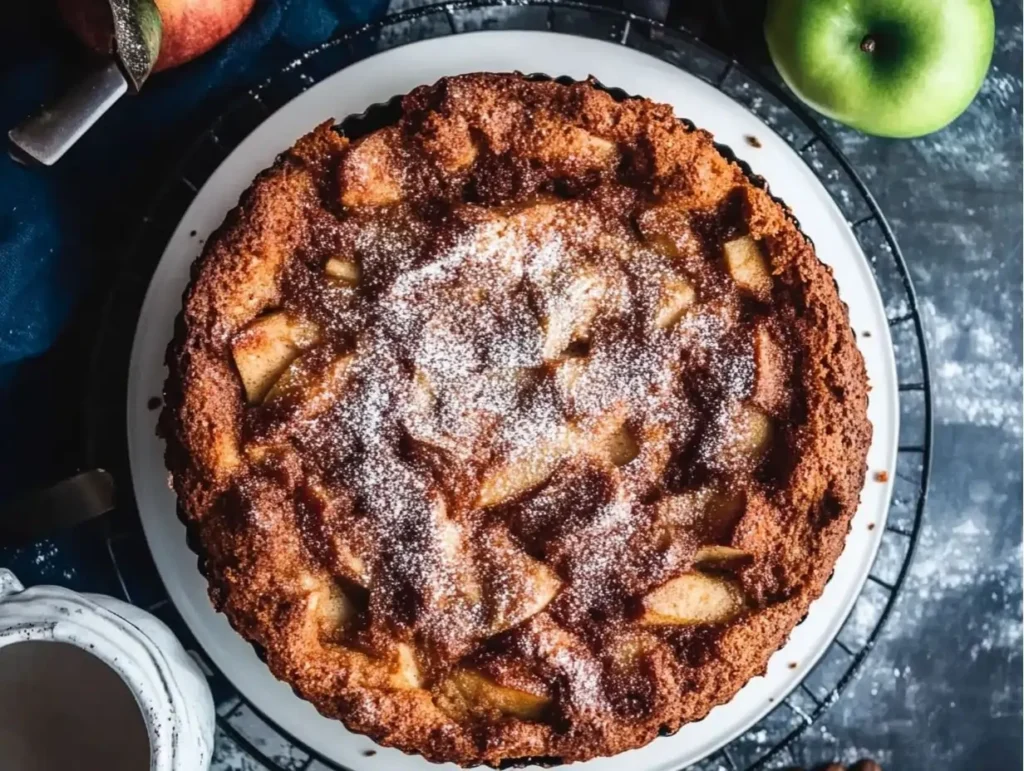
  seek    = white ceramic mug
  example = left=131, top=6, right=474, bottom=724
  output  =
left=0, top=568, right=214, bottom=771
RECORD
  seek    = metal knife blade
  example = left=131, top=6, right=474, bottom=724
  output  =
left=8, top=0, right=162, bottom=166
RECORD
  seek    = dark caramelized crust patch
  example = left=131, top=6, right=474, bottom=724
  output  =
left=161, top=74, right=870, bottom=766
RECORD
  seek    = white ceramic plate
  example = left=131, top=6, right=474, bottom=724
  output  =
left=127, top=31, right=898, bottom=771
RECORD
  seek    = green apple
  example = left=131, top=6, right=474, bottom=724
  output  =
left=765, top=0, right=995, bottom=138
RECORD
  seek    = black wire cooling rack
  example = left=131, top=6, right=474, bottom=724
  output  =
left=83, top=3, right=933, bottom=769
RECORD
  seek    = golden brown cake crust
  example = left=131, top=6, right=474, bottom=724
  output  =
left=161, top=74, right=871, bottom=766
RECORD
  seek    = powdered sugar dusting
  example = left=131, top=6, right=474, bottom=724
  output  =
left=275, top=194, right=768, bottom=701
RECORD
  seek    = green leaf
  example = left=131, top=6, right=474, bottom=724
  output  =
left=107, top=0, right=162, bottom=90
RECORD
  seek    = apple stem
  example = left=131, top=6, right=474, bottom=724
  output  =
left=860, top=35, right=877, bottom=54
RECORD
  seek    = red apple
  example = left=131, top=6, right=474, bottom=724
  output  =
left=58, top=0, right=256, bottom=73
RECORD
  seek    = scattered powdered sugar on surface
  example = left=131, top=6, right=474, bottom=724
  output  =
left=920, top=297, right=1022, bottom=437
left=32, top=540, right=59, bottom=566
left=2, top=540, right=77, bottom=585
left=210, top=730, right=272, bottom=771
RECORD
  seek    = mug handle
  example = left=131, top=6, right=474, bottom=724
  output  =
left=0, top=469, right=115, bottom=544
left=0, top=569, right=24, bottom=599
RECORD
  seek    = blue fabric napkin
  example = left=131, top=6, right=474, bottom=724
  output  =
left=0, top=0, right=388, bottom=498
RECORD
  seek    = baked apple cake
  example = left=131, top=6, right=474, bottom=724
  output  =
left=161, top=73, right=870, bottom=766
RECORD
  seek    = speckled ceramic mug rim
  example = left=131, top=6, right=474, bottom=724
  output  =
left=0, top=569, right=206, bottom=771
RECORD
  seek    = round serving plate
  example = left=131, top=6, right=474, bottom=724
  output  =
left=125, top=27, right=901, bottom=771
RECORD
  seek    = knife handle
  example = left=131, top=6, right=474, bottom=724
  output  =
left=0, top=470, right=116, bottom=544
left=9, top=60, right=128, bottom=166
